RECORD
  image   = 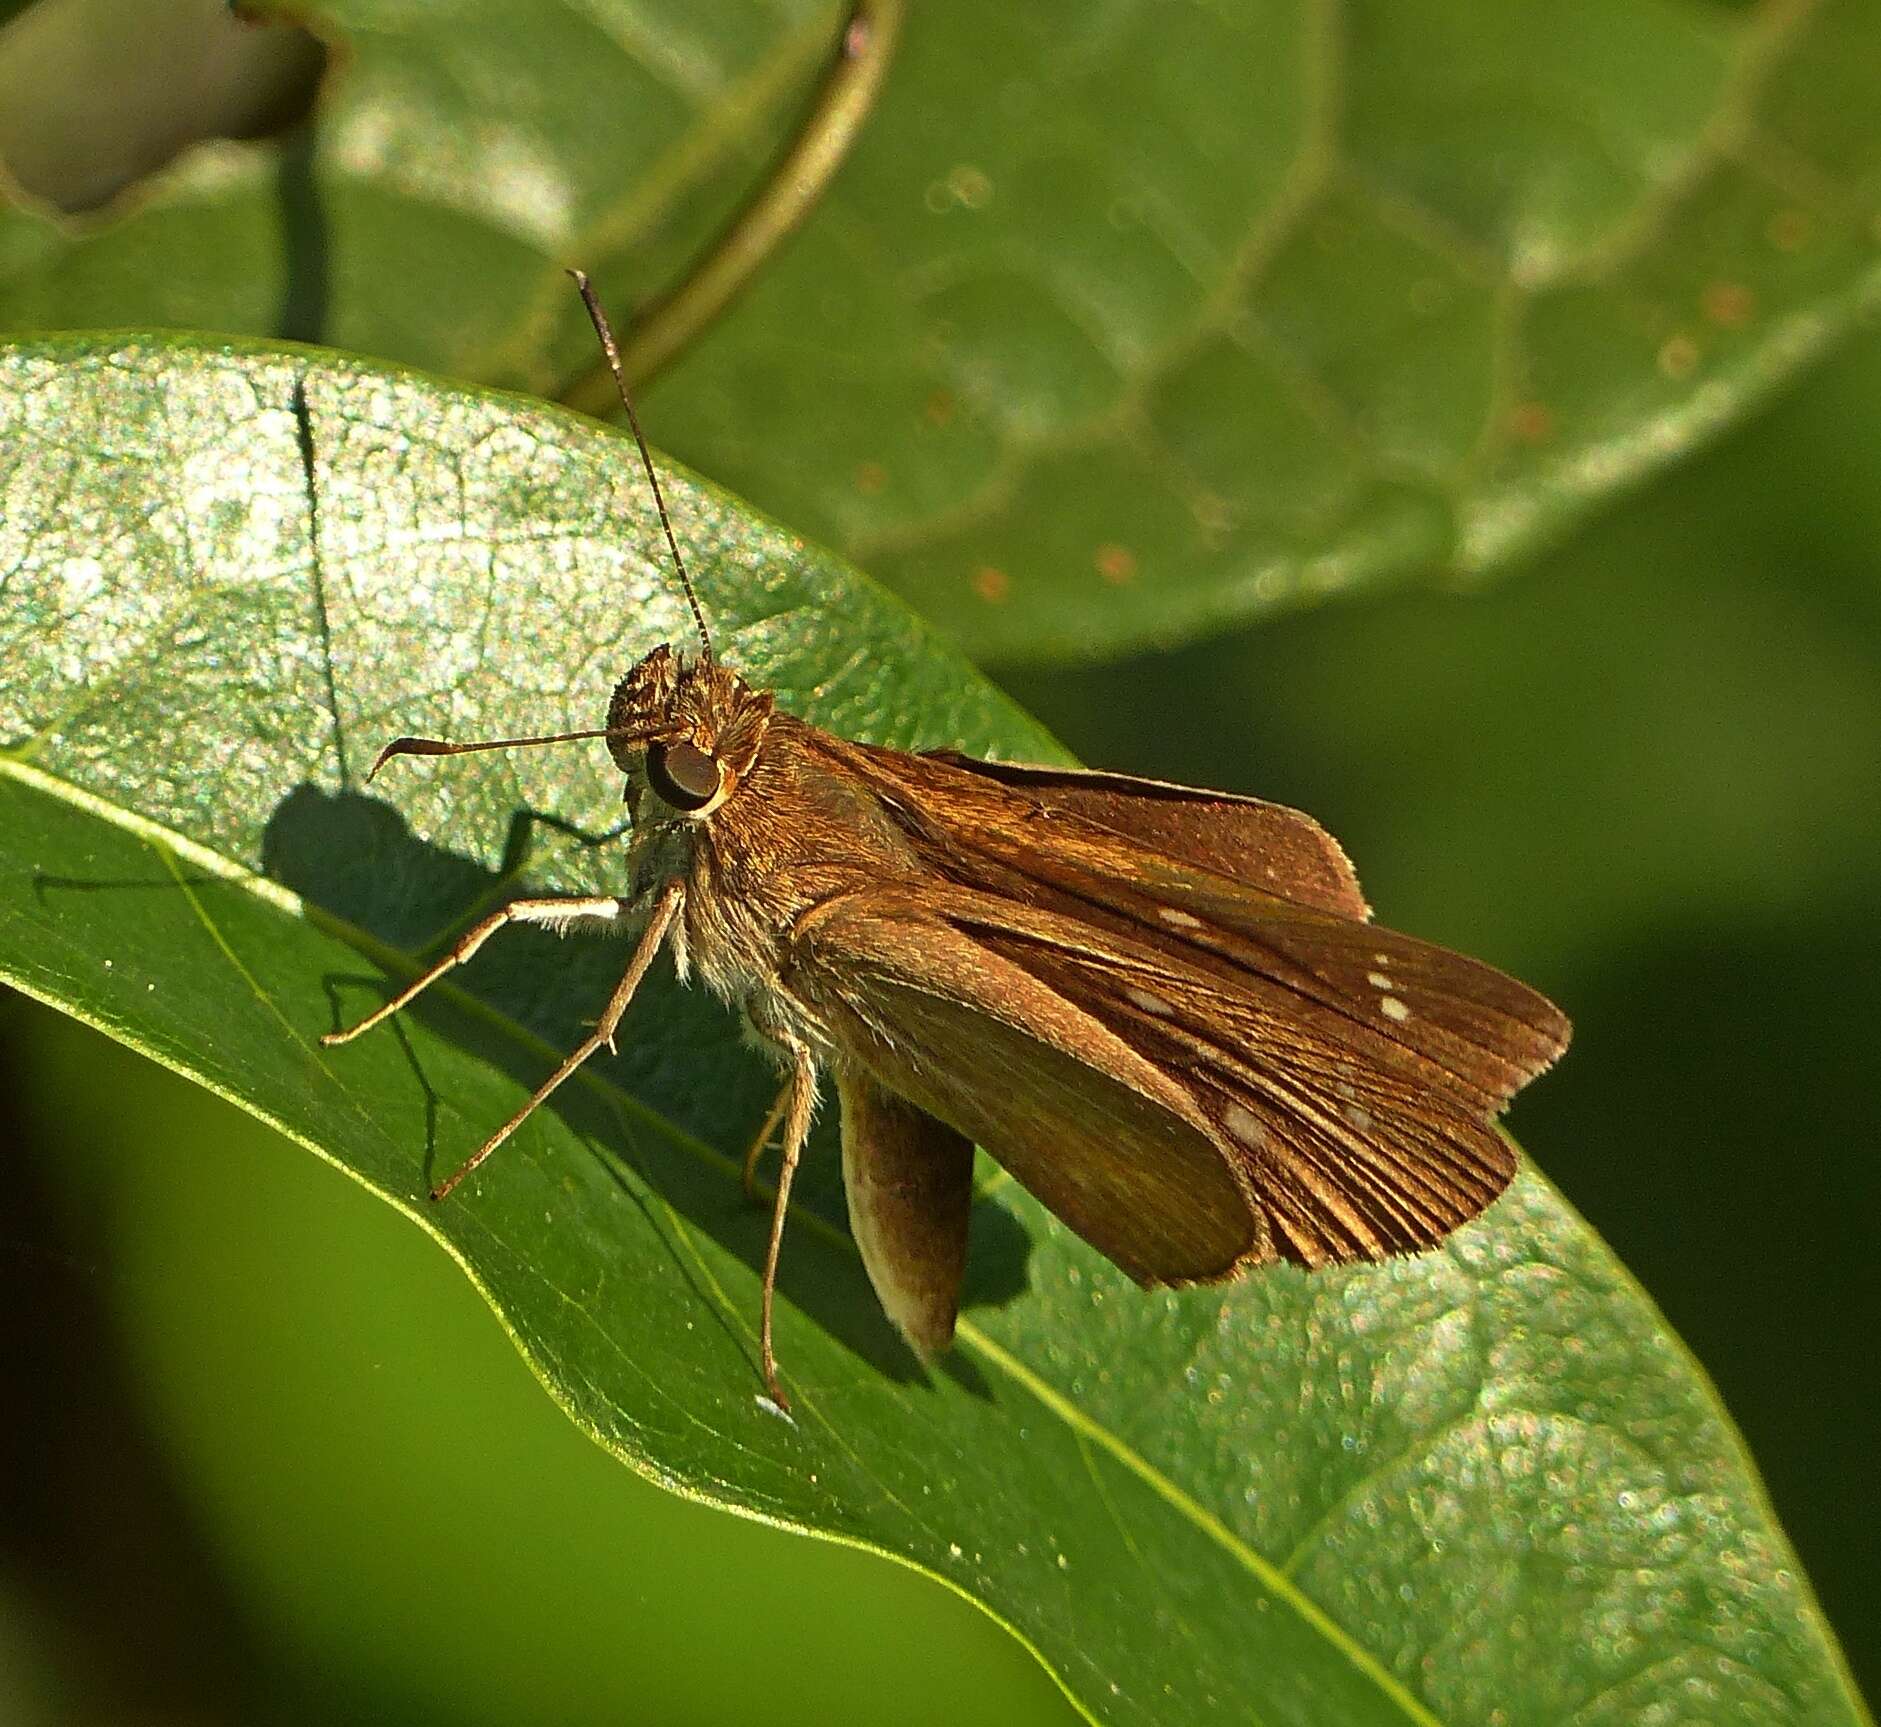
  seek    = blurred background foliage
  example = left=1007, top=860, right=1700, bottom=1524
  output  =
left=3, top=0, right=1876, bottom=658
left=0, top=0, right=1876, bottom=1721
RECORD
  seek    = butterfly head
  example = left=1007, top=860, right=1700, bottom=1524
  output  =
left=607, top=644, right=774, bottom=822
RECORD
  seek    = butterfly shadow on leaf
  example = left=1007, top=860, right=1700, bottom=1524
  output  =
left=261, top=781, right=1028, bottom=1400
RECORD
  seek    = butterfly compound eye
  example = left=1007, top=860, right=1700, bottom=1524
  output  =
left=646, top=739, right=723, bottom=812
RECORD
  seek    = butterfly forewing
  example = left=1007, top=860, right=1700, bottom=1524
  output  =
left=914, top=751, right=1370, bottom=919
left=981, top=918, right=1519, bottom=1265
left=836, top=737, right=1569, bottom=1106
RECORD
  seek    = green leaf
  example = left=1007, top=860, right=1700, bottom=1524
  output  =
left=654, top=0, right=1881, bottom=657
left=4, top=2, right=1877, bottom=660
left=0, top=335, right=1866, bottom=1727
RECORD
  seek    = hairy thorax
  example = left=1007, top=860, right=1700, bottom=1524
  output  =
left=693, top=717, right=927, bottom=1040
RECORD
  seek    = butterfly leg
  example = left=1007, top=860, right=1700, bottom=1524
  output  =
left=427, top=882, right=685, bottom=1201
left=740, top=1080, right=793, bottom=1203
left=321, top=895, right=628, bottom=1047
left=758, top=1040, right=817, bottom=1413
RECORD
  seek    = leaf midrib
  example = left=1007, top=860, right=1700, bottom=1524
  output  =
left=0, top=751, right=1444, bottom=1727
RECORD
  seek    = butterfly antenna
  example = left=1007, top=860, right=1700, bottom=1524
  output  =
left=568, top=268, right=714, bottom=665
left=365, top=723, right=679, bottom=782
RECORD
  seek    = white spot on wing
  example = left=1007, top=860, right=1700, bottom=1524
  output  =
left=1380, top=996, right=1411, bottom=1022
left=1125, top=986, right=1175, bottom=1018
left=1222, top=1103, right=1267, bottom=1149
left=1159, top=907, right=1203, bottom=929
left=1343, top=1102, right=1374, bottom=1132
left=1366, top=971, right=1392, bottom=989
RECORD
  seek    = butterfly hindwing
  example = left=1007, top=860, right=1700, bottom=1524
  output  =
left=789, top=887, right=1269, bottom=1286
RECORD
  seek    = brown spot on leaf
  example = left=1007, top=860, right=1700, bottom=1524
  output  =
left=1701, top=281, right=1755, bottom=329
left=1094, top=543, right=1136, bottom=586
left=1508, top=401, right=1554, bottom=446
left=854, top=461, right=887, bottom=495
left=971, top=565, right=1010, bottom=603
left=947, top=164, right=993, bottom=209
left=1767, top=209, right=1812, bottom=253
left=1657, top=334, right=1700, bottom=381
